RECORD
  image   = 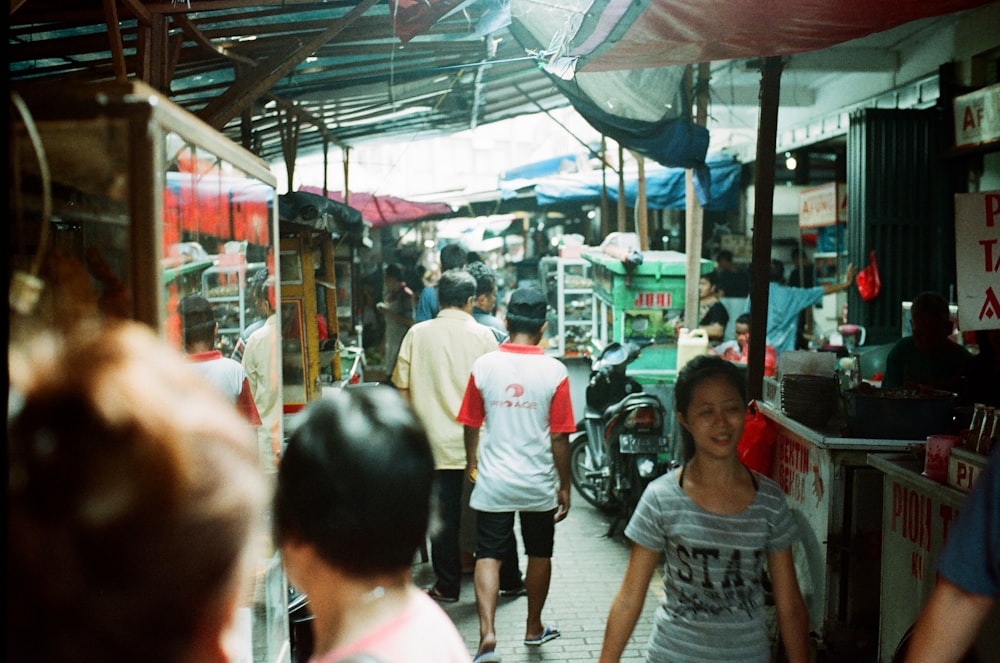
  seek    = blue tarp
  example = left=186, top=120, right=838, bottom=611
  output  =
left=533, top=152, right=741, bottom=211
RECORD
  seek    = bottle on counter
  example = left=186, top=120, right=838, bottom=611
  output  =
left=965, top=403, right=986, bottom=449
left=972, top=406, right=998, bottom=455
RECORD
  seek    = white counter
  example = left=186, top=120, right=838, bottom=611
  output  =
left=758, top=402, right=916, bottom=652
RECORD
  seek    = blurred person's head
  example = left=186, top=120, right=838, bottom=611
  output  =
left=769, top=259, right=786, bottom=284
left=910, top=291, right=953, bottom=354
left=505, top=287, right=548, bottom=338
left=178, top=294, right=217, bottom=352
left=699, top=271, right=720, bottom=299
left=466, top=261, right=498, bottom=312
left=439, top=243, right=467, bottom=272
left=437, top=269, right=477, bottom=310
left=273, top=387, right=434, bottom=579
left=250, top=269, right=275, bottom=315
left=7, top=322, right=266, bottom=663
left=715, top=250, right=735, bottom=271
left=734, top=313, right=752, bottom=338
left=384, top=263, right=405, bottom=289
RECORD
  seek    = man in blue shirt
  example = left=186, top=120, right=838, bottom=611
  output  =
left=747, top=259, right=855, bottom=355
left=904, top=448, right=999, bottom=662
left=415, top=243, right=467, bottom=322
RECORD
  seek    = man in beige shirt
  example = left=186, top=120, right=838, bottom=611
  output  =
left=393, top=269, right=499, bottom=602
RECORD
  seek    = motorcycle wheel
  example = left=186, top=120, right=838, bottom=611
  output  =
left=569, top=434, right=615, bottom=512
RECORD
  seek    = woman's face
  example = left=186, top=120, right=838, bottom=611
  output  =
left=677, top=375, right=745, bottom=459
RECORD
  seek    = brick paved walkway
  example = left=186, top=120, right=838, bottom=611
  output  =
left=412, top=492, right=663, bottom=663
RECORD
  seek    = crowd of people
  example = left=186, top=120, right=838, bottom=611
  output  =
left=8, top=241, right=998, bottom=663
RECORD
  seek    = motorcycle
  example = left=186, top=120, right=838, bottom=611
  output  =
left=570, top=342, right=676, bottom=527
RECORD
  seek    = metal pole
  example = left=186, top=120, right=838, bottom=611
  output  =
left=748, top=56, right=784, bottom=401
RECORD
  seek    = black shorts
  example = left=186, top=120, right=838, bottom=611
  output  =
left=475, top=509, right=556, bottom=560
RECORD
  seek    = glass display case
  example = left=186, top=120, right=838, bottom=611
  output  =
left=9, top=81, right=289, bottom=663
left=539, top=257, right=594, bottom=356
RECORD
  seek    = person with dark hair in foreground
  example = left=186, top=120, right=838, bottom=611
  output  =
left=8, top=322, right=267, bottom=663
left=904, top=447, right=999, bottom=663
left=274, top=387, right=470, bottom=662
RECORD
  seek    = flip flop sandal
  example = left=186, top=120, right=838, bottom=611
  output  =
left=472, top=651, right=502, bottom=663
left=523, top=625, right=560, bottom=646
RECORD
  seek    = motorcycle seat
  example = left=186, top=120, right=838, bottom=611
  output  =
left=604, top=392, right=663, bottom=420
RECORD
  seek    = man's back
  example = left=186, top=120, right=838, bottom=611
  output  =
left=393, top=309, right=498, bottom=468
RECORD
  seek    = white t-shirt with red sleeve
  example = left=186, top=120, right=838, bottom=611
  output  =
left=457, top=343, right=576, bottom=513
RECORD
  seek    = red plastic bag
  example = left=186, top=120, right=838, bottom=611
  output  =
left=856, top=250, right=881, bottom=301
left=738, top=400, right=777, bottom=475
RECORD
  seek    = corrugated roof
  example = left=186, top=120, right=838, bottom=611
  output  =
left=9, top=1, right=569, bottom=162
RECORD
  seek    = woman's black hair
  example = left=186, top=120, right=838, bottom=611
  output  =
left=273, top=386, right=435, bottom=576
left=673, top=354, right=747, bottom=460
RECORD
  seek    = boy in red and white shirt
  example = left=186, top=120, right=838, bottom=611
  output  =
left=458, top=287, right=575, bottom=663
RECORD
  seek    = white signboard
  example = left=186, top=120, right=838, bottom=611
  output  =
left=955, top=192, right=1000, bottom=331
left=799, top=182, right=847, bottom=228
left=953, top=83, right=1000, bottom=149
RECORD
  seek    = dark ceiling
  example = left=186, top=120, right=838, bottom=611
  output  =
left=9, top=0, right=570, bottom=163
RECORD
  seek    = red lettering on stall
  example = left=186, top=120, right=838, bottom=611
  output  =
left=939, top=504, right=959, bottom=543
left=911, top=551, right=925, bottom=581
left=631, top=292, right=673, bottom=309
left=980, top=239, right=999, bottom=272
left=978, top=287, right=1000, bottom=323
left=891, top=482, right=932, bottom=552
left=985, top=193, right=999, bottom=227
left=775, top=435, right=809, bottom=503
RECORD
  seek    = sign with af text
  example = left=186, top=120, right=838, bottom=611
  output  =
left=955, top=192, right=1000, bottom=331
left=953, top=83, right=1000, bottom=149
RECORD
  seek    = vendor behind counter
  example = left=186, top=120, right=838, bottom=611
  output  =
left=882, top=292, right=971, bottom=393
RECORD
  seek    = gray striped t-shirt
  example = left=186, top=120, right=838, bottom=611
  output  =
left=624, top=469, right=798, bottom=663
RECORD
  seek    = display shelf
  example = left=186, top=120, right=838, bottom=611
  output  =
left=539, top=257, right=594, bottom=357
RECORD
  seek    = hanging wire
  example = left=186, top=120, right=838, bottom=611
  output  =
left=9, top=91, right=52, bottom=315
left=10, top=92, right=51, bottom=277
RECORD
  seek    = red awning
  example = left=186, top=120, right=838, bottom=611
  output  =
left=564, top=0, right=991, bottom=72
left=298, top=186, right=453, bottom=228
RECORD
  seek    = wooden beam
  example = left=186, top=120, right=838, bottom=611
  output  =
left=117, top=0, right=152, bottom=24
left=266, top=95, right=348, bottom=150
left=684, top=63, right=710, bottom=333
left=9, top=0, right=27, bottom=15
left=747, top=56, right=784, bottom=401
left=196, top=0, right=380, bottom=129
left=148, top=12, right=169, bottom=92
left=617, top=144, right=626, bottom=233
left=136, top=24, right=150, bottom=82
left=103, top=0, right=129, bottom=82
left=173, top=12, right=257, bottom=67
left=636, top=155, right=648, bottom=250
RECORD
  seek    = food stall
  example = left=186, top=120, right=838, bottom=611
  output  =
left=584, top=249, right=714, bottom=439
left=757, top=401, right=918, bottom=655
left=9, top=81, right=290, bottom=663
left=868, top=452, right=999, bottom=662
